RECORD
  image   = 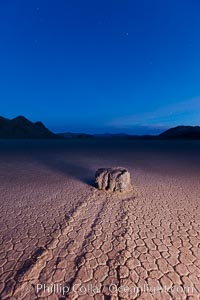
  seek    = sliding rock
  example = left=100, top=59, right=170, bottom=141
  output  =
left=95, top=167, right=131, bottom=192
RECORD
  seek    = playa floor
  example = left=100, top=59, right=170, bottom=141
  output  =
left=0, top=139, right=200, bottom=299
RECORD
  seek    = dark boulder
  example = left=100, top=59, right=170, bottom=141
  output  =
left=95, top=167, right=132, bottom=192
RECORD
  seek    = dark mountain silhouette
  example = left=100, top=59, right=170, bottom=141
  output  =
left=1, top=116, right=199, bottom=140
left=0, top=116, right=59, bottom=139
left=159, top=126, right=200, bottom=139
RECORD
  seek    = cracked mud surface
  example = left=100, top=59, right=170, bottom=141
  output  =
left=0, top=140, right=200, bottom=299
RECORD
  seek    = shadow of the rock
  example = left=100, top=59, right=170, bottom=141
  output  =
left=33, top=152, right=96, bottom=187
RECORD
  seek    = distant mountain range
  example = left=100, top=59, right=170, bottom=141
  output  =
left=0, top=116, right=59, bottom=139
left=60, top=126, right=200, bottom=140
left=0, top=116, right=200, bottom=139
left=57, top=132, right=94, bottom=139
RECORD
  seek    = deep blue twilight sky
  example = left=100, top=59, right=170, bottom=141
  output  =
left=0, top=0, right=200, bottom=134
